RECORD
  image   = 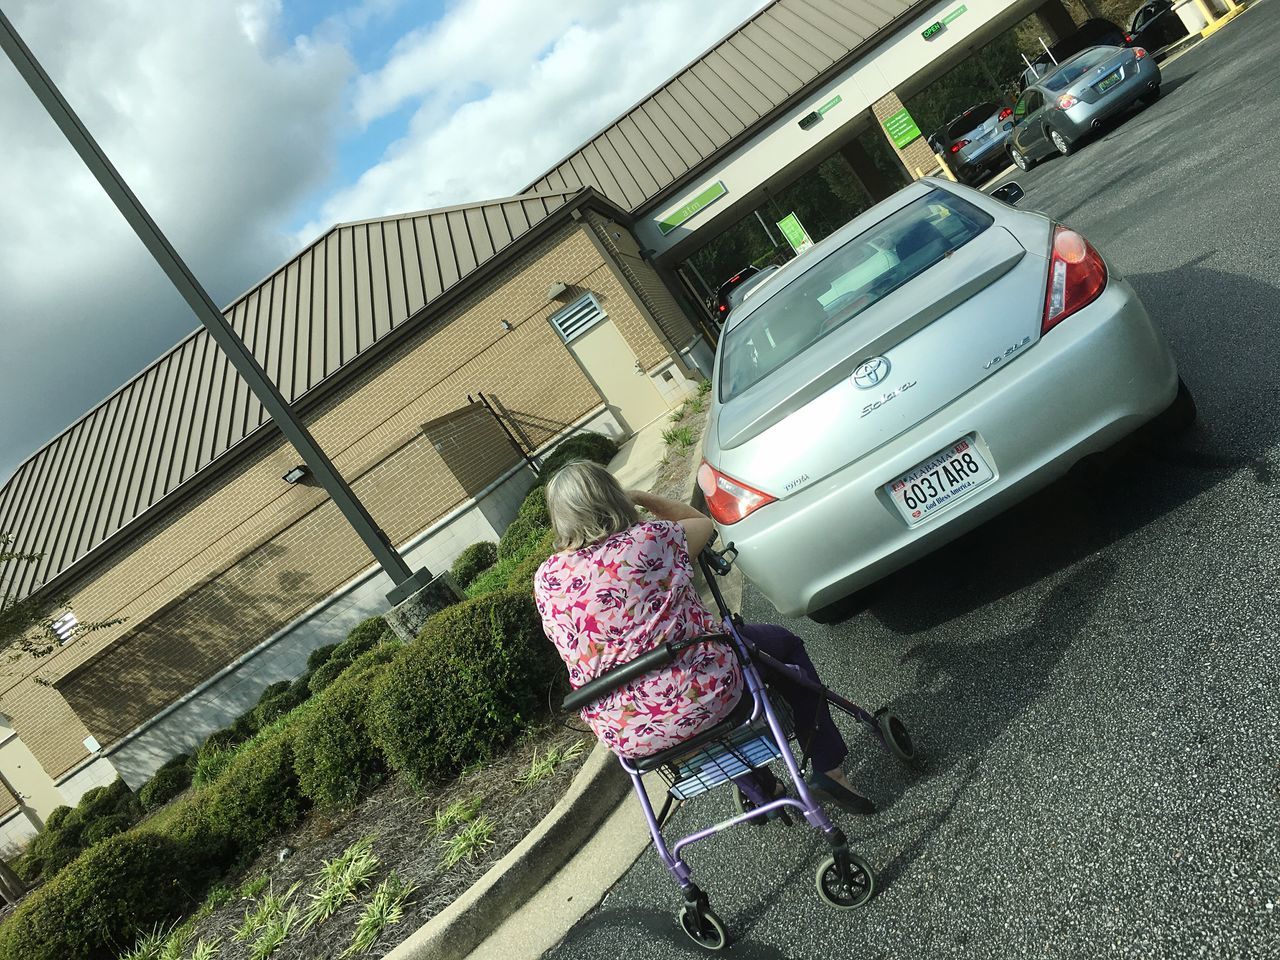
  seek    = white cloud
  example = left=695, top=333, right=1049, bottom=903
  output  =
left=300, top=0, right=769, bottom=239
left=0, top=0, right=353, bottom=480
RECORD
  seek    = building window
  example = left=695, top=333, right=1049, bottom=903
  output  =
left=51, top=611, right=79, bottom=644
left=548, top=293, right=606, bottom=343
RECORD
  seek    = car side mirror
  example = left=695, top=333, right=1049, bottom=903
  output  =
left=991, top=182, right=1025, bottom=205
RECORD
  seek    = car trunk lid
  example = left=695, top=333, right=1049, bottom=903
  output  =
left=713, top=225, right=1049, bottom=495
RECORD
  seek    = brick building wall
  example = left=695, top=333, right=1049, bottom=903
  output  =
left=1, top=218, right=676, bottom=781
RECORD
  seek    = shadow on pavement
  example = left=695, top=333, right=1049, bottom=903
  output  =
left=849, top=552, right=1117, bottom=892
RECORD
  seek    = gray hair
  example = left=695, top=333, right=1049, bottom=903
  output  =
left=544, top=460, right=638, bottom=551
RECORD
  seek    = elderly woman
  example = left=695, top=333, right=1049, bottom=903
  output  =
left=533, top=459, right=873, bottom=814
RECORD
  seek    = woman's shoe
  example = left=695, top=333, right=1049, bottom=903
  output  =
left=808, top=771, right=876, bottom=815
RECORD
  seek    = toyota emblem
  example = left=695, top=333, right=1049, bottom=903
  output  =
left=852, top=357, right=890, bottom=389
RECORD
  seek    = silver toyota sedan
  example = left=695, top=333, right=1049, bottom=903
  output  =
left=698, top=179, right=1188, bottom=619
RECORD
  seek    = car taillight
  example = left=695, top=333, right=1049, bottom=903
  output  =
left=1134, top=46, right=1147, bottom=59
left=718, top=303, right=727, bottom=313
left=1043, top=226, right=1108, bottom=334
left=1057, top=94, right=1079, bottom=109
left=949, top=139, right=969, bottom=153
left=697, top=462, right=776, bottom=525
left=1125, top=33, right=1133, bottom=42
left=998, top=107, right=1013, bottom=120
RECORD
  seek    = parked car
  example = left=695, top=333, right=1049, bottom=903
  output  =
left=698, top=179, right=1189, bottom=619
left=1008, top=45, right=1161, bottom=169
left=1019, top=18, right=1128, bottom=88
left=933, top=101, right=1016, bottom=184
left=1126, top=0, right=1187, bottom=53
left=712, top=266, right=762, bottom=321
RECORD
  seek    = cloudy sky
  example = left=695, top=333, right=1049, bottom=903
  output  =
left=0, top=0, right=768, bottom=483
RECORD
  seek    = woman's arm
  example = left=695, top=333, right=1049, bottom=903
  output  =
left=628, top=490, right=716, bottom=557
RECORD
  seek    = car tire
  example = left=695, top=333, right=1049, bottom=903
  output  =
left=1142, top=85, right=1162, bottom=107
left=1010, top=147, right=1032, bottom=172
left=1051, top=129, right=1074, bottom=156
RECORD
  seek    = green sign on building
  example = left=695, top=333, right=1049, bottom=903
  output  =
left=882, top=107, right=923, bottom=149
left=657, top=180, right=728, bottom=236
left=776, top=212, right=814, bottom=254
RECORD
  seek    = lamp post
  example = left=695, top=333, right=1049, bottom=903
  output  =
left=0, top=7, right=451, bottom=630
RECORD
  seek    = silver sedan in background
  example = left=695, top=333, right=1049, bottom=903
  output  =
left=698, top=179, right=1190, bottom=619
left=1009, top=45, right=1161, bottom=167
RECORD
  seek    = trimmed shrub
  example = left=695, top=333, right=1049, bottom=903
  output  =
left=43, top=805, right=72, bottom=831
left=292, top=655, right=392, bottom=809
left=195, top=727, right=308, bottom=863
left=0, top=831, right=194, bottom=960
left=257, top=680, right=291, bottom=704
left=369, top=589, right=559, bottom=787
left=79, top=812, right=132, bottom=847
left=307, top=643, right=339, bottom=671
left=157, top=753, right=193, bottom=774
left=538, top=431, right=618, bottom=480
left=252, top=681, right=310, bottom=729
left=497, top=510, right=549, bottom=562
left=199, top=726, right=243, bottom=756
left=137, top=764, right=193, bottom=812
left=309, top=616, right=393, bottom=695
left=288, top=669, right=314, bottom=700
left=504, top=528, right=557, bottom=593
left=517, top=484, right=550, bottom=524
left=451, top=541, right=498, bottom=589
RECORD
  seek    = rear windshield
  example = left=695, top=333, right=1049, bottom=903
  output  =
left=718, top=190, right=994, bottom=402
left=1044, top=48, right=1114, bottom=90
left=946, top=103, right=998, bottom=139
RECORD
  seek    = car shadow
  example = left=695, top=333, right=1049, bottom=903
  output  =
left=843, top=552, right=1115, bottom=891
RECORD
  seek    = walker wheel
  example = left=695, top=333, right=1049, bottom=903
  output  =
left=875, top=709, right=917, bottom=763
left=815, top=852, right=875, bottom=910
left=678, top=905, right=728, bottom=950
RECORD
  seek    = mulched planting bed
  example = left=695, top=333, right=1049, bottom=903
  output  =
left=169, top=722, right=590, bottom=960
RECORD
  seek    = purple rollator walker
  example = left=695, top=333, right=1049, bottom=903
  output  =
left=561, top=537, right=917, bottom=951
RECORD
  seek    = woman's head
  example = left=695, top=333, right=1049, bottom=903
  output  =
left=544, top=460, right=638, bottom=550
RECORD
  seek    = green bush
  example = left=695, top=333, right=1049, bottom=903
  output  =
left=307, top=643, right=339, bottom=671
left=309, top=616, right=394, bottom=695
left=157, top=753, right=193, bottom=774
left=289, top=669, right=314, bottom=700
left=257, top=680, right=291, bottom=704
left=369, top=589, right=559, bottom=787
left=43, top=805, right=72, bottom=831
left=79, top=812, right=132, bottom=847
left=0, top=832, right=194, bottom=960
left=497, top=510, right=549, bottom=562
left=451, top=541, right=498, bottom=589
left=517, top=484, right=550, bottom=524
left=292, top=656, right=392, bottom=809
left=137, top=764, right=193, bottom=812
left=194, top=727, right=308, bottom=865
left=538, top=431, right=618, bottom=480
left=252, top=680, right=310, bottom=729
left=504, top=528, right=557, bottom=593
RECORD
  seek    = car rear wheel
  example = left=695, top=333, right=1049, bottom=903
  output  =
left=1141, top=85, right=1162, bottom=107
left=1051, top=129, right=1074, bottom=156
left=1010, top=147, right=1032, bottom=172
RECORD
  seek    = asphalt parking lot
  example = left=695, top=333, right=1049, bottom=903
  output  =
left=550, top=5, right=1280, bottom=959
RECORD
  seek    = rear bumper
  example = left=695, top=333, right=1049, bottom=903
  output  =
left=721, top=277, right=1179, bottom=617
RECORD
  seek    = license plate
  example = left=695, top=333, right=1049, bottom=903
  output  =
left=885, top=436, right=994, bottom=526
left=1096, top=70, right=1121, bottom=92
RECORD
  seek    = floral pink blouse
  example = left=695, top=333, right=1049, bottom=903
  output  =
left=534, top=520, right=743, bottom=759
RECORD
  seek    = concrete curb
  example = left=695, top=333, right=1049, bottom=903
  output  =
left=384, top=743, right=630, bottom=960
